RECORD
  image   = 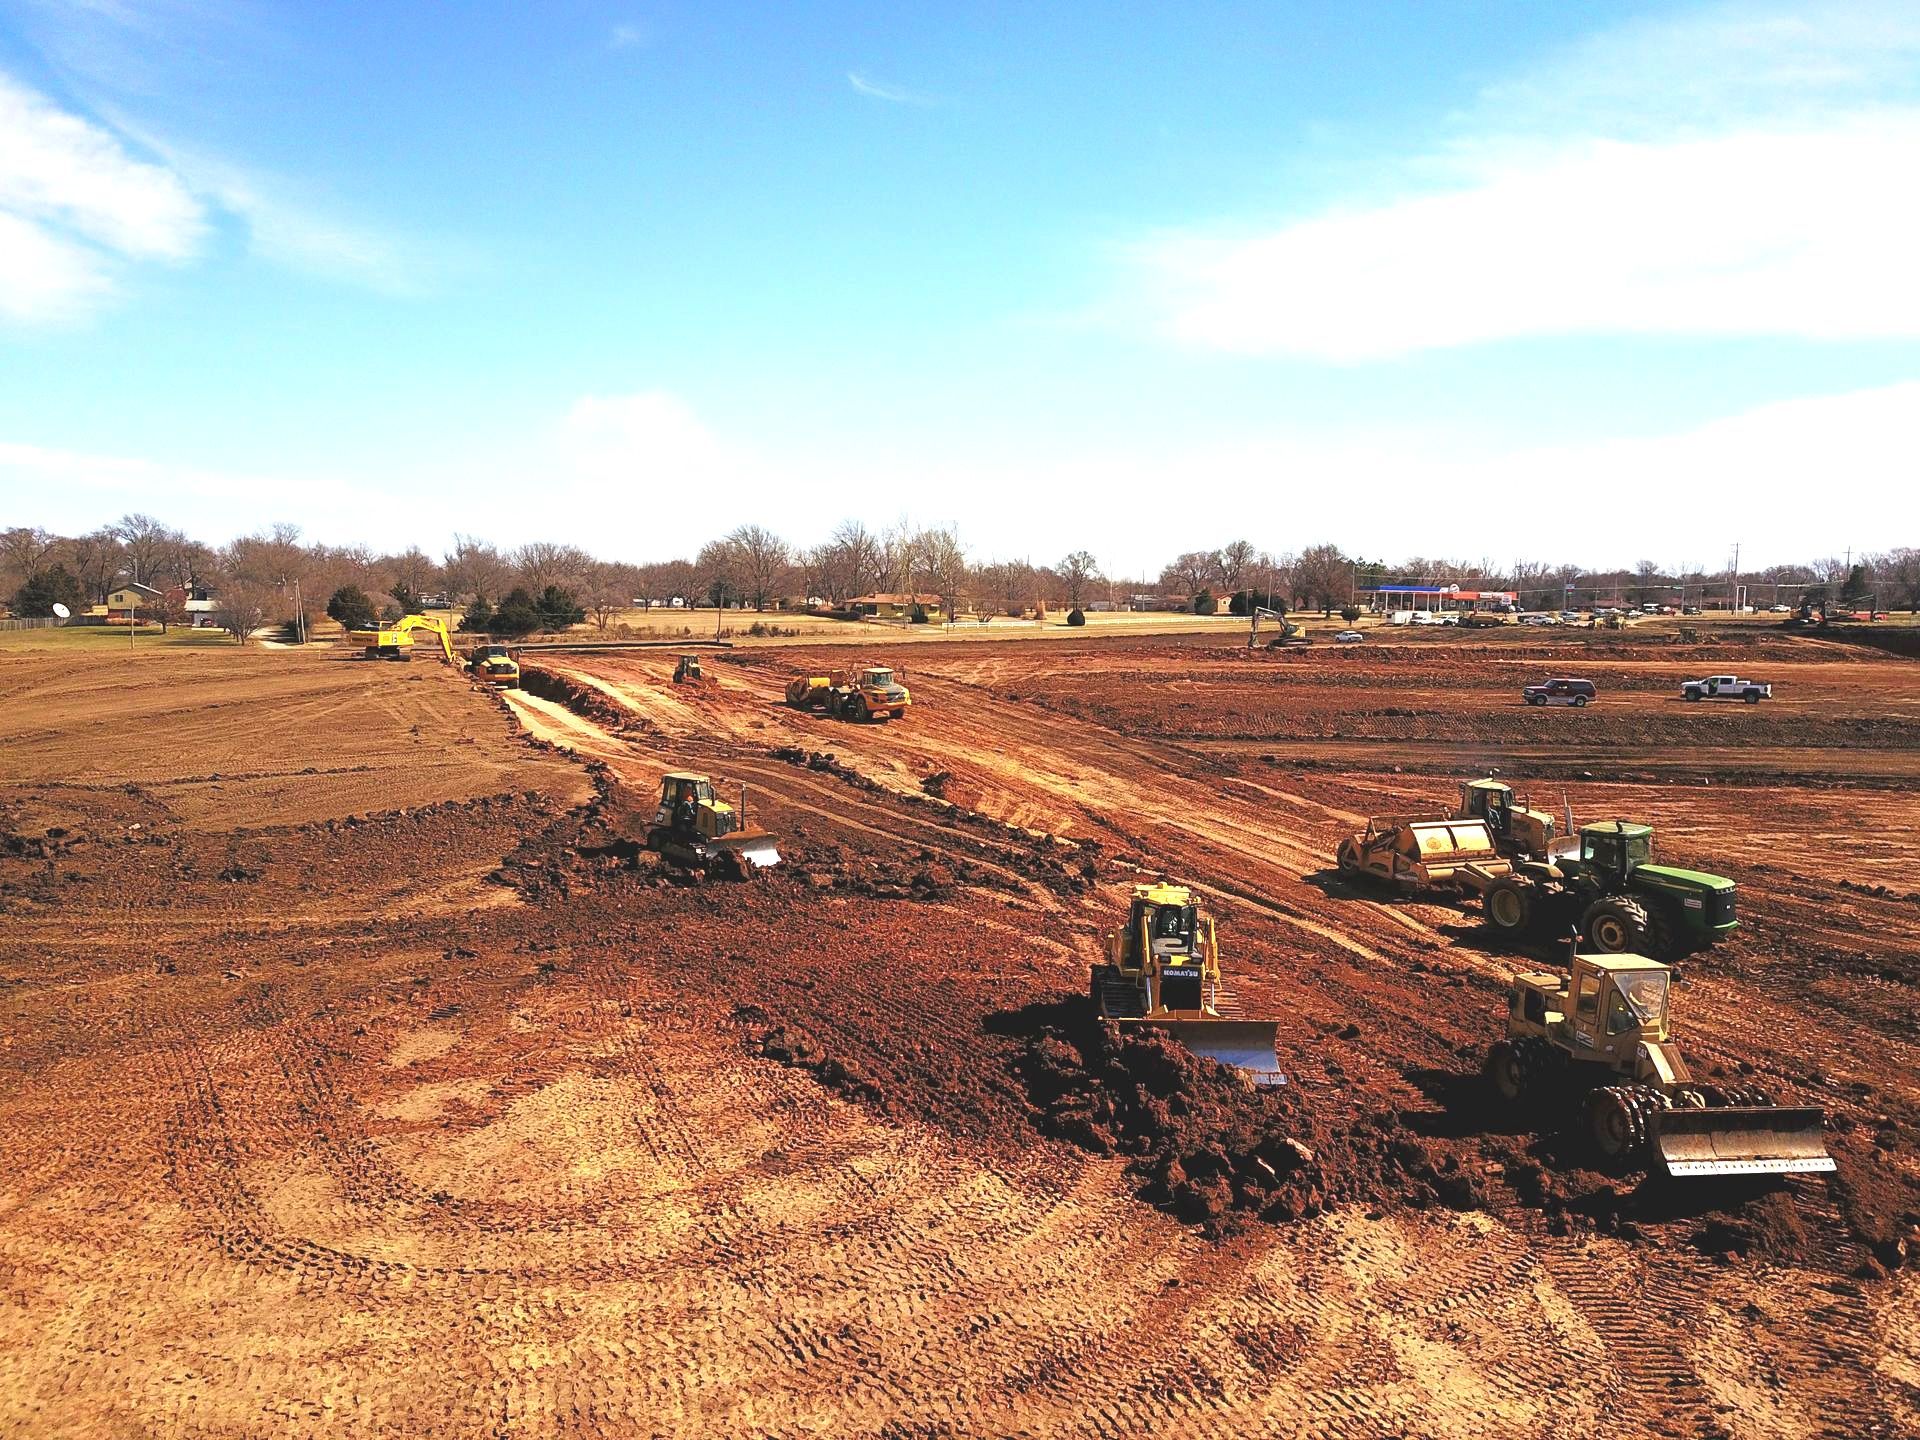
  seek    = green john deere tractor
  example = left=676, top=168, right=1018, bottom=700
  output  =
left=1479, top=821, right=1735, bottom=961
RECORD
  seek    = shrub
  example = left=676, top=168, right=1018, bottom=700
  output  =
left=1192, top=590, right=1218, bottom=615
left=11, top=564, right=85, bottom=619
left=536, top=585, right=585, bottom=631
left=458, top=594, right=494, bottom=632
left=326, top=585, right=378, bottom=630
left=909, top=603, right=930, bottom=624
left=1066, top=607, right=1086, bottom=627
left=492, top=588, right=544, bottom=639
left=1340, top=606, right=1361, bottom=623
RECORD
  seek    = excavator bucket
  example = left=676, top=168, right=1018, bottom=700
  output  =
left=1654, top=1106, right=1835, bottom=1179
left=1123, top=1018, right=1285, bottom=1088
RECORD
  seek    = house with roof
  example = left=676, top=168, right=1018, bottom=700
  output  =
left=848, top=592, right=944, bottom=621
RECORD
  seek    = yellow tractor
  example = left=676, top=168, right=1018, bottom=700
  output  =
left=349, top=613, right=457, bottom=664
left=785, top=664, right=911, bottom=721
left=1487, top=952, right=1833, bottom=1178
left=672, top=654, right=704, bottom=684
left=1090, top=882, right=1284, bottom=1085
left=466, top=642, right=520, bottom=687
left=644, top=772, right=781, bottom=879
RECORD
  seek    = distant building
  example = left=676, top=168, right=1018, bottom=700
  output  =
left=103, top=581, right=161, bottom=610
left=848, top=592, right=944, bottom=621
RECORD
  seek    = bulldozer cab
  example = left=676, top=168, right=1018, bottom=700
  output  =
left=1111, top=884, right=1214, bottom=979
left=656, top=772, right=738, bottom=839
left=1564, top=955, right=1672, bottom=1060
left=1580, top=822, right=1653, bottom=884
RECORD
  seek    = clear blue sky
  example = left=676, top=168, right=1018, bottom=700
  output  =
left=1, top=1, right=1916, bottom=574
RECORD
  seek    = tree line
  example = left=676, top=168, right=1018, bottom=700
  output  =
left=5, top=515, right=1917, bottom=641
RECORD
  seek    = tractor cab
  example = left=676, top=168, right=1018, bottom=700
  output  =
left=1459, top=779, right=1516, bottom=837
left=1578, top=821, right=1653, bottom=885
left=1457, top=778, right=1570, bottom=861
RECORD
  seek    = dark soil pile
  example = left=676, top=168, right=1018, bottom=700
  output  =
left=1016, top=1006, right=1487, bottom=1237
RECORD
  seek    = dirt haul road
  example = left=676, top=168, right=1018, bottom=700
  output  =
left=0, top=632, right=1915, bottom=1439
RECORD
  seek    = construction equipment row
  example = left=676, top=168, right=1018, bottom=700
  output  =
left=346, top=613, right=521, bottom=687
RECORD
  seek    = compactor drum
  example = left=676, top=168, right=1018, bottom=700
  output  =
left=1486, top=953, right=1832, bottom=1179
left=644, top=772, right=781, bottom=880
left=1090, top=883, right=1284, bottom=1085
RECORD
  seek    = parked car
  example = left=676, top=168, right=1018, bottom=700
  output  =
left=1769, top=604, right=1792, bottom=613
left=1334, top=630, right=1364, bottom=644
left=1522, top=614, right=1558, bottom=627
left=1523, top=677, right=1597, bottom=707
left=1410, top=611, right=1441, bottom=626
left=1682, top=605, right=1702, bottom=615
left=1681, top=674, right=1771, bottom=703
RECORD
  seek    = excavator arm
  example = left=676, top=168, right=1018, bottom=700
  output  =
left=395, top=613, right=456, bottom=664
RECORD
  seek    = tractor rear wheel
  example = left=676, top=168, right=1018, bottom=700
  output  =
left=1588, top=1088, right=1638, bottom=1161
left=1582, top=896, right=1651, bottom=954
left=1486, top=1041, right=1528, bottom=1102
left=1485, top=878, right=1535, bottom=937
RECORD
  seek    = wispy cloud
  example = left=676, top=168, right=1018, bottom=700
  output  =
left=0, top=69, right=206, bottom=321
left=1126, top=1, right=1920, bottom=360
left=848, top=71, right=932, bottom=106
left=609, top=22, right=648, bottom=51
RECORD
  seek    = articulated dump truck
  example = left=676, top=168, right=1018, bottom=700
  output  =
left=1090, top=882, right=1284, bottom=1086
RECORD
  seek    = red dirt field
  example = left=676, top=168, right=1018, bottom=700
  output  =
left=2, top=630, right=1916, bottom=1438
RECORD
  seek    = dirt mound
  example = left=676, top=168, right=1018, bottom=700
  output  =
left=1015, top=1005, right=1485, bottom=1237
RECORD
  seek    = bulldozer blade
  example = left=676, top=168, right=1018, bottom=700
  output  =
left=1126, top=1018, right=1286, bottom=1088
left=1654, top=1106, right=1836, bottom=1179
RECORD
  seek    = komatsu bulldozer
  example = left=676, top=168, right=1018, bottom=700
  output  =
left=1090, top=882, right=1284, bottom=1085
left=1486, top=952, right=1832, bottom=1179
left=672, top=654, right=704, bottom=684
left=349, top=613, right=457, bottom=664
left=644, top=772, right=781, bottom=879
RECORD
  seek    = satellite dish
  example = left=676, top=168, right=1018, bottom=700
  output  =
left=51, top=602, right=70, bottom=619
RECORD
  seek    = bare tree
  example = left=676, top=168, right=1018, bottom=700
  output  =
left=67, top=529, right=128, bottom=603
left=385, top=547, right=441, bottom=603
left=1292, top=543, right=1351, bottom=616
left=725, top=524, right=791, bottom=610
left=514, top=542, right=593, bottom=594
left=1158, top=550, right=1220, bottom=598
left=1869, top=548, right=1920, bottom=613
left=1217, top=539, right=1256, bottom=595
left=113, top=513, right=173, bottom=586
left=914, top=526, right=968, bottom=617
left=1057, top=550, right=1100, bottom=608
left=696, top=538, right=741, bottom=607
left=1, top=526, right=63, bottom=590
left=443, top=535, right=513, bottom=603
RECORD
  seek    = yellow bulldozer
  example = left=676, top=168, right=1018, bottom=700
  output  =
left=349, top=613, right=457, bottom=664
left=644, top=772, right=781, bottom=879
left=1090, top=882, right=1284, bottom=1085
left=785, top=664, right=911, bottom=722
left=1487, top=951, right=1832, bottom=1178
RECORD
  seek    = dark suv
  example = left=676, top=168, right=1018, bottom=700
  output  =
left=1523, top=677, right=1597, bottom=707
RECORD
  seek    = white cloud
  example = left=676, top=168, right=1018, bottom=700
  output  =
left=609, top=23, right=648, bottom=50
left=6, top=382, right=1910, bottom=570
left=848, top=72, right=931, bottom=106
left=0, top=70, right=205, bottom=320
left=1129, top=3, right=1920, bottom=359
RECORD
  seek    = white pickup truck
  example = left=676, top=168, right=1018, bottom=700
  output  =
left=1681, top=674, right=1771, bottom=703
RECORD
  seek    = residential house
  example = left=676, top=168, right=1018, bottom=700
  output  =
left=848, top=592, right=944, bottom=621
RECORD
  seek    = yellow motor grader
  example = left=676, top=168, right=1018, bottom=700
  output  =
left=1090, top=882, right=1284, bottom=1086
left=1486, top=951, right=1832, bottom=1178
left=644, top=772, right=781, bottom=879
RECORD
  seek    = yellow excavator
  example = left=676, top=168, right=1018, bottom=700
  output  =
left=645, top=772, right=781, bottom=879
left=349, top=613, right=457, bottom=664
left=1091, top=882, right=1284, bottom=1085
